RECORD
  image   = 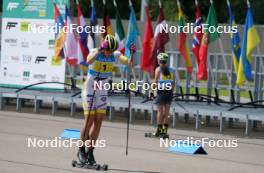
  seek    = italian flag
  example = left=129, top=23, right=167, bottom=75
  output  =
left=114, top=0, right=126, bottom=53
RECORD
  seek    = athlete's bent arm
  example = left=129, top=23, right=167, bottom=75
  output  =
left=87, top=49, right=99, bottom=65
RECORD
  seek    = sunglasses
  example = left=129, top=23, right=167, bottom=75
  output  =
left=160, top=60, right=167, bottom=64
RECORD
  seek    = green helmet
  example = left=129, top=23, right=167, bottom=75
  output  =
left=157, top=53, right=169, bottom=61
left=105, top=34, right=119, bottom=51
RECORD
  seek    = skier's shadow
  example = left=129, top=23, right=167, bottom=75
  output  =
left=109, top=169, right=163, bottom=173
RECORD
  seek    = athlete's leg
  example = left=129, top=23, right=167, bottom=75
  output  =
left=79, top=78, right=96, bottom=163
left=80, top=113, right=95, bottom=142
left=90, top=87, right=108, bottom=141
left=87, top=86, right=108, bottom=164
left=156, top=104, right=164, bottom=136
left=163, top=104, right=171, bottom=135
left=90, top=113, right=105, bottom=140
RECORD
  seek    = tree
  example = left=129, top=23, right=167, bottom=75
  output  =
left=0, top=0, right=263, bottom=24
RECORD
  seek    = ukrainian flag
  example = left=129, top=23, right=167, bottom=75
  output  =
left=227, top=1, right=241, bottom=76
left=236, top=7, right=260, bottom=86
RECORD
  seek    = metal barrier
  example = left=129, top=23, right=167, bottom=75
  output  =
left=0, top=51, right=264, bottom=136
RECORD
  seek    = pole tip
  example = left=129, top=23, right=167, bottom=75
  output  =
left=226, top=0, right=230, bottom=6
left=247, top=0, right=250, bottom=7
left=159, top=0, right=162, bottom=8
left=195, top=0, right=198, bottom=6
left=210, top=0, right=213, bottom=4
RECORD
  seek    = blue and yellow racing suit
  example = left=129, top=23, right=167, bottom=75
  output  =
left=82, top=49, right=128, bottom=116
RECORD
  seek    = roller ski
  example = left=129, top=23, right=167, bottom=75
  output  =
left=145, top=124, right=169, bottom=139
left=72, top=149, right=108, bottom=171
left=144, top=132, right=169, bottom=139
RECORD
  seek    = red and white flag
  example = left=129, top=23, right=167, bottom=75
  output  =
left=65, top=6, right=78, bottom=66
left=150, top=1, right=170, bottom=73
left=192, top=0, right=203, bottom=65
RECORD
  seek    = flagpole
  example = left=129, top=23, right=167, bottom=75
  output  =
left=247, top=0, right=250, bottom=7
left=210, top=0, right=213, bottom=4
left=113, top=0, right=117, bottom=7
left=140, top=0, right=147, bottom=22
left=103, top=0, right=106, bottom=5
left=226, top=0, right=230, bottom=6
left=194, top=0, right=200, bottom=97
left=158, top=0, right=162, bottom=8
left=141, top=0, right=151, bottom=84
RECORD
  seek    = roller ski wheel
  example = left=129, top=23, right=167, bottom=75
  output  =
left=101, top=164, right=108, bottom=171
left=71, top=159, right=86, bottom=168
left=72, top=160, right=77, bottom=167
left=144, top=132, right=159, bottom=138
left=84, top=163, right=101, bottom=170
left=144, top=132, right=169, bottom=139
left=144, top=132, right=155, bottom=138
left=161, top=134, right=169, bottom=139
left=72, top=159, right=102, bottom=171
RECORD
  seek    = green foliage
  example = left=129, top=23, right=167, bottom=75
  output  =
left=1, top=0, right=263, bottom=24
left=148, top=0, right=264, bottom=24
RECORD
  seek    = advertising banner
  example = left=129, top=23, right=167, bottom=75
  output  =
left=0, top=0, right=69, bottom=89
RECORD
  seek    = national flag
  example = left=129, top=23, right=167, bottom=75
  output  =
left=114, top=0, right=126, bottom=53
left=76, top=0, right=89, bottom=68
left=52, top=1, right=66, bottom=64
left=124, top=0, right=140, bottom=60
left=101, top=0, right=114, bottom=39
left=65, top=6, right=78, bottom=66
left=192, top=0, right=203, bottom=65
left=177, top=0, right=193, bottom=73
left=236, top=4, right=260, bottom=86
left=198, top=1, right=219, bottom=80
left=141, top=0, right=154, bottom=73
left=88, top=0, right=97, bottom=51
left=150, top=1, right=170, bottom=69
left=227, top=0, right=241, bottom=76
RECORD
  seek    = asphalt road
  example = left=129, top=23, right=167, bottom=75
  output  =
left=0, top=110, right=264, bottom=173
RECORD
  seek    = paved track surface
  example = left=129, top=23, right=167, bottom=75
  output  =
left=0, top=110, right=264, bottom=173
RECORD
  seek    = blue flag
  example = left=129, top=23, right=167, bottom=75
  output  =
left=227, top=1, right=241, bottom=75
left=125, top=6, right=139, bottom=60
